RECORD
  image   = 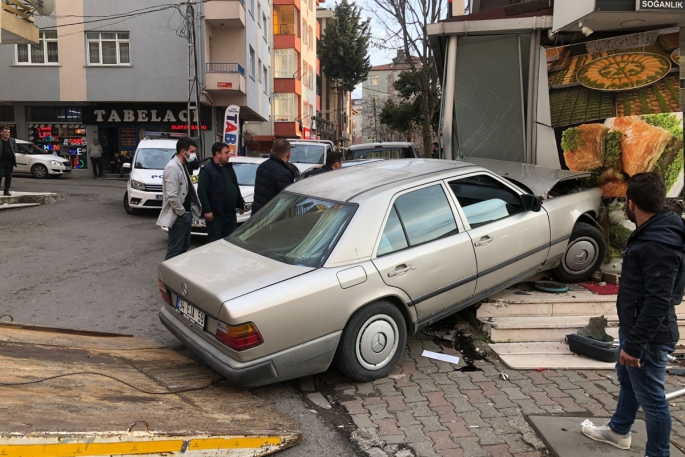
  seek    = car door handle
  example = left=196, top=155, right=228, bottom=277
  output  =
left=388, top=264, right=414, bottom=277
left=474, top=236, right=493, bottom=247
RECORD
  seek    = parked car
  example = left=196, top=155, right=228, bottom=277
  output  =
left=13, top=139, right=72, bottom=178
left=346, top=142, right=421, bottom=161
left=287, top=140, right=335, bottom=167
left=157, top=158, right=604, bottom=387
left=123, top=138, right=176, bottom=216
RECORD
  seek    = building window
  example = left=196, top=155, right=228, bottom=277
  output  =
left=257, top=3, right=261, bottom=23
left=275, top=49, right=296, bottom=78
left=274, top=93, right=296, bottom=121
left=308, top=26, right=313, bottom=50
left=274, top=5, right=297, bottom=35
left=16, top=31, right=58, bottom=65
left=249, top=46, right=256, bottom=80
left=302, top=20, right=308, bottom=45
left=369, top=75, right=378, bottom=86
left=249, top=0, right=254, bottom=17
left=309, top=64, right=314, bottom=89
left=262, top=13, right=268, bottom=39
left=263, top=66, right=268, bottom=93
left=258, top=58, right=262, bottom=82
left=87, top=32, right=130, bottom=66
left=26, top=106, right=83, bottom=122
left=302, top=61, right=308, bottom=88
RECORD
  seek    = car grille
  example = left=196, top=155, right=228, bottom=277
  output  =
left=145, top=184, right=163, bottom=192
left=143, top=200, right=163, bottom=207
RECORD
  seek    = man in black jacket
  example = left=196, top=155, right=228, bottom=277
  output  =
left=197, top=142, right=245, bottom=243
left=0, top=126, right=17, bottom=196
left=251, top=139, right=294, bottom=215
left=302, top=150, right=342, bottom=179
left=583, top=173, right=685, bottom=457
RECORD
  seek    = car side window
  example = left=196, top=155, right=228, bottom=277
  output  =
left=448, top=174, right=525, bottom=228
left=378, top=207, right=409, bottom=256
left=394, top=185, right=458, bottom=246
left=15, top=143, right=30, bottom=154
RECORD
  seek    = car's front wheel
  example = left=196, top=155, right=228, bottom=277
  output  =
left=553, top=221, right=606, bottom=283
left=123, top=192, right=139, bottom=215
left=31, top=164, right=48, bottom=179
left=334, top=300, right=406, bottom=382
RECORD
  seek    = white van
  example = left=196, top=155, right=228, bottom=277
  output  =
left=123, top=138, right=177, bottom=215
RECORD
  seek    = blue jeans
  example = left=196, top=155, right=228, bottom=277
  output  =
left=206, top=212, right=238, bottom=243
left=609, top=332, right=675, bottom=457
left=165, top=212, right=192, bottom=260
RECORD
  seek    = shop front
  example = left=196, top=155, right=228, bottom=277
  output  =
left=26, top=106, right=88, bottom=169
left=0, top=105, right=17, bottom=138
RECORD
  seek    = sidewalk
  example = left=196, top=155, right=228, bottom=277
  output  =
left=306, top=332, right=685, bottom=457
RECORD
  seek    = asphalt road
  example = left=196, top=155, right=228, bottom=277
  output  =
left=0, top=171, right=362, bottom=457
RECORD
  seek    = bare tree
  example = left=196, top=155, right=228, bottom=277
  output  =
left=366, top=0, right=444, bottom=156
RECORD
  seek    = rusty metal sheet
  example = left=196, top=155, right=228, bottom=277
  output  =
left=0, top=322, right=301, bottom=456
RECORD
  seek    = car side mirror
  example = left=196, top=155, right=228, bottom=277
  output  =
left=521, top=194, right=542, bottom=212
left=123, top=162, right=131, bottom=169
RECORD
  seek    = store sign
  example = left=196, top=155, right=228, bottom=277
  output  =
left=217, top=82, right=233, bottom=89
left=83, top=105, right=212, bottom=126
left=302, top=127, right=311, bottom=139
left=223, top=105, right=240, bottom=156
left=637, top=0, right=685, bottom=9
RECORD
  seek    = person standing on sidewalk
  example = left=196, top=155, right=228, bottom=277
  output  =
left=197, top=142, right=245, bottom=243
left=88, top=139, right=103, bottom=179
left=157, top=137, right=202, bottom=260
left=583, top=172, right=685, bottom=457
left=301, top=150, right=342, bottom=179
left=251, top=139, right=294, bottom=216
left=0, top=126, right=16, bottom=196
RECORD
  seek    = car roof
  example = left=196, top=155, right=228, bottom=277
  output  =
left=229, top=156, right=266, bottom=164
left=15, top=139, right=30, bottom=144
left=348, top=142, right=416, bottom=150
left=287, top=159, right=475, bottom=202
left=136, top=139, right=178, bottom=149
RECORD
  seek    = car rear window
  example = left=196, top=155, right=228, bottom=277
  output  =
left=232, top=163, right=259, bottom=186
left=228, top=194, right=356, bottom=268
left=346, top=147, right=413, bottom=160
left=290, top=144, right=326, bottom=164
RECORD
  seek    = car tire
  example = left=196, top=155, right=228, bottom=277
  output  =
left=334, top=300, right=407, bottom=382
left=553, top=221, right=606, bottom=283
left=31, top=164, right=48, bottom=179
left=123, top=191, right=139, bottom=215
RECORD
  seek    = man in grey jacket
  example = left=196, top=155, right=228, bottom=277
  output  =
left=0, top=126, right=17, bottom=196
left=157, top=137, right=202, bottom=260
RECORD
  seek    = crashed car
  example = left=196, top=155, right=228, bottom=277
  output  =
left=158, top=158, right=605, bottom=387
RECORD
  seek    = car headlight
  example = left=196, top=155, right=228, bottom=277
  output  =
left=131, top=180, right=146, bottom=190
left=49, top=160, right=62, bottom=166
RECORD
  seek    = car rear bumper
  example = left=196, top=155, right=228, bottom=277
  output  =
left=159, top=306, right=340, bottom=388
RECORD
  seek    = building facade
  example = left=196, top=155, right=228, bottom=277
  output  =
left=351, top=98, right=362, bottom=145
left=0, top=0, right=271, bottom=167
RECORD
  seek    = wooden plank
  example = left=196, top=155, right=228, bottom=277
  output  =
left=496, top=353, right=616, bottom=370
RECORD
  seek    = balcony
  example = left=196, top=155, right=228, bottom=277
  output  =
left=0, top=3, right=38, bottom=44
left=205, top=63, right=247, bottom=95
left=205, top=0, right=245, bottom=28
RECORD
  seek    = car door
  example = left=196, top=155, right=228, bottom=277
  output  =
left=13, top=142, right=30, bottom=172
left=372, top=183, right=478, bottom=322
left=445, top=173, right=550, bottom=296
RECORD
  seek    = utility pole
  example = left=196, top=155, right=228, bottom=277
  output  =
left=186, top=1, right=203, bottom=156
left=373, top=95, right=379, bottom=143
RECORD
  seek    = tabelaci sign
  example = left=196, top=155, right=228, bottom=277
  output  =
left=637, top=0, right=685, bottom=9
left=223, top=105, right=240, bottom=156
left=83, top=104, right=211, bottom=127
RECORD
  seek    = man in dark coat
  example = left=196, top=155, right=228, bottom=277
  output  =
left=583, top=173, right=685, bottom=457
left=251, top=139, right=294, bottom=216
left=197, top=142, right=245, bottom=243
left=302, top=150, right=342, bottom=179
left=0, top=126, right=17, bottom=196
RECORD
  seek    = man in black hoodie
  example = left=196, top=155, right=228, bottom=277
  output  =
left=583, top=173, right=685, bottom=457
left=251, top=139, right=294, bottom=216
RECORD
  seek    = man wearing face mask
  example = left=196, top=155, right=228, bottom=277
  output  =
left=583, top=173, right=685, bottom=457
left=157, top=137, right=202, bottom=260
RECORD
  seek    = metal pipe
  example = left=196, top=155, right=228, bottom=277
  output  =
left=666, top=387, right=685, bottom=401
left=442, top=36, right=458, bottom=160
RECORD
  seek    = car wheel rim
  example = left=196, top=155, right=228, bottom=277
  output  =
left=355, top=314, right=399, bottom=371
left=34, top=166, right=46, bottom=178
left=563, top=237, right=598, bottom=275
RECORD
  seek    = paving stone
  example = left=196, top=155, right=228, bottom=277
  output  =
left=550, top=376, right=578, bottom=391
left=435, top=448, right=465, bottom=457
left=335, top=382, right=356, bottom=391
left=574, top=380, right=605, bottom=395
left=467, top=371, right=490, bottom=383
left=343, top=388, right=358, bottom=396
left=472, top=426, right=506, bottom=445
left=583, top=401, right=611, bottom=417
left=365, top=447, right=390, bottom=457
left=524, top=372, right=551, bottom=385
left=419, top=364, right=440, bottom=376
left=501, top=433, right=534, bottom=454
left=352, top=413, right=377, bottom=429
left=378, top=382, right=403, bottom=397
left=375, top=418, right=403, bottom=436
left=482, top=444, right=513, bottom=457
left=579, top=371, right=606, bottom=381
left=540, top=369, right=561, bottom=379
left=480, top=365, right=502, bottom=378
left=375, top=377, right=397, bottom=385
left=342, top=399, right=367, bottom=415
left=539, top=404, right=564, bottom=413
left=416, top=357, right=438, bottom=369
left=510, top=398, right=545, bottom=415
left=564, top=389, right=596, bottom=404
left=403, top=385, right=428, bottom=403
left=433, top=373, right=455, bottom=385
left=419, top=415, right=447, bottom=432
left=416, top=378, right=442, bottom=393
left=364, top=396, right=387, bottom=406
left=432, top=405, right=460, bottom=424
left=475, top=402, right=505, bottom=418
left=453, top=377, right=481, bottom=391
left=395, top=450, right=415, bottom=457
left=440, top=384, right=463, bottom=398
left=401, top=424, right=432, bottom=444
left=425, top=391, right=451, bottom=408
left=510, top=379, right=542, bottom=392
left=367, top=404, right=394, bottom=420
left=464, top=390, right=488, bottom=404
left=485, top=417, right=520, bottom=435
left=452, top=436, right=489, bottom=457
left=444, top=420, right=475, bottom=438
left=408, top=441, right=441, bottom=457
left=488, top=394, right=518, bottom=409
left=558, top=370, right=585, bottom=383
left=500, top=387, right=530, bottom=401
left=447, top=395, right=478, bottom=413
left=411, top=401, right=439, bottom=418
left=555, top=396, right=588, bottom=413
left=397, top=411, right=421, bottom=427
left=427, top=431, right=460, bottom=450
left=527, top=391, right=558, bottom=406
left=511, top=452, right=544, bottom=457
left=540, top=384, right=570, bottom=399
left=477, top=382, right=503, bottom=397
left=435, top=361, right=458, bottom=373
left=593, top=393, right=617, bottom=410
left=459, top=411, right=489, bottom=429
left=384, top=434, right=407, bottom=445
left=358, top=382, right=377, bottom=395
left=497, top=407, right=523, bottom=417
left=386, top=396, right=412, bottom=412
left=447, top=371, right=469, bottom=379
left=397, top=378, right=420, bottom=388
left=400, top=361, right=421, bottom=375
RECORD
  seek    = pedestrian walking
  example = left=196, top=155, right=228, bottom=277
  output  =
left=302, top=150, right=342, bottom=178
left=431, top=142, right=439, bottom=159
left=251, top=139, right=294, bottom=216
left=0, top=126, right=16, bottom=196
left=582, top=172, right=685, bottom=457
left=88, top=139, right=104, bottom=178
left=157, top=137, right=202, bottom=260
left=197, top=142, right=245, bottom=243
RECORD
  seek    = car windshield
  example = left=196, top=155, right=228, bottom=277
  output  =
left=232, top=163, right=259, bottom=186
left=134, top=148, right=175, bottom=170
left=289, top=144, right=325, bottom=164
left=348, top=147, right=412, bottom=160
left=228, top=193, right=356, bottom=268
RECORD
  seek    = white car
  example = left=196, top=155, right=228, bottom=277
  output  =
left=13, top=139, right=72, bottom=178
left=124, top=138, right=176, bottom=215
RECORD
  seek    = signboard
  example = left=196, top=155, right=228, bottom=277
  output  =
left=83, top=104, right=212, bottom=126
left=302, top=127, right=311, bottom=139
left=223, top=105, right=240, bottom=156
left=637, top=0, right=685, bottom=10
left=217, top=82, right=233, bottom=89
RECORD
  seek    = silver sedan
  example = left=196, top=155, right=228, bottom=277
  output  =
left=157, top=159, right=604, bottom=387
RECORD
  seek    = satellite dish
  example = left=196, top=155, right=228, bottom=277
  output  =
left=26, top=0, right=54, bottom=17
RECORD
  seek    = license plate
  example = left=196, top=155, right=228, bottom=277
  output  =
left=156, top=195, right=164, bottom=200
left=176, top=297, right=206, bottom=329
left=192, top=219, right=206, bottom=228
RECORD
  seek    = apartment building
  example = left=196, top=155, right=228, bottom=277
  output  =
left=0, top=0, right=271, bottom=168
left=351, top=98, right=362, bottom=145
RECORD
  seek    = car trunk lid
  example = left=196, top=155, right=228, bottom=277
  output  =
left=158, top=241, right=313, bottom=318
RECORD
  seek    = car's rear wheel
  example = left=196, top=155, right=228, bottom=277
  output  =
left=334, top=300, right=406, bottom=382
left=31, top=164, right=48, bottom=179
left=123, top=191, right=139, bottom=215
left=553, top=221, right=606, bottom=283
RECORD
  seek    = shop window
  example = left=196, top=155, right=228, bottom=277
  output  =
left=275, top=49, right=297, bottom=78
left=26, top=106, right=83, bottom=122
left=274, top=93, right=296, bottom=122
left=274, top=5, right=297, bottom=35
left=16, top=31, right=58, bottom=65
left=0, top=105, right=14, bottom=122
left=87, top=32, right=131, bottom=66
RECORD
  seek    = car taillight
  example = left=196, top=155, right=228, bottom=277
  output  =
left=216, top=321, right=263, bottom=351
left=158, top=280, right=171, bottom=306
